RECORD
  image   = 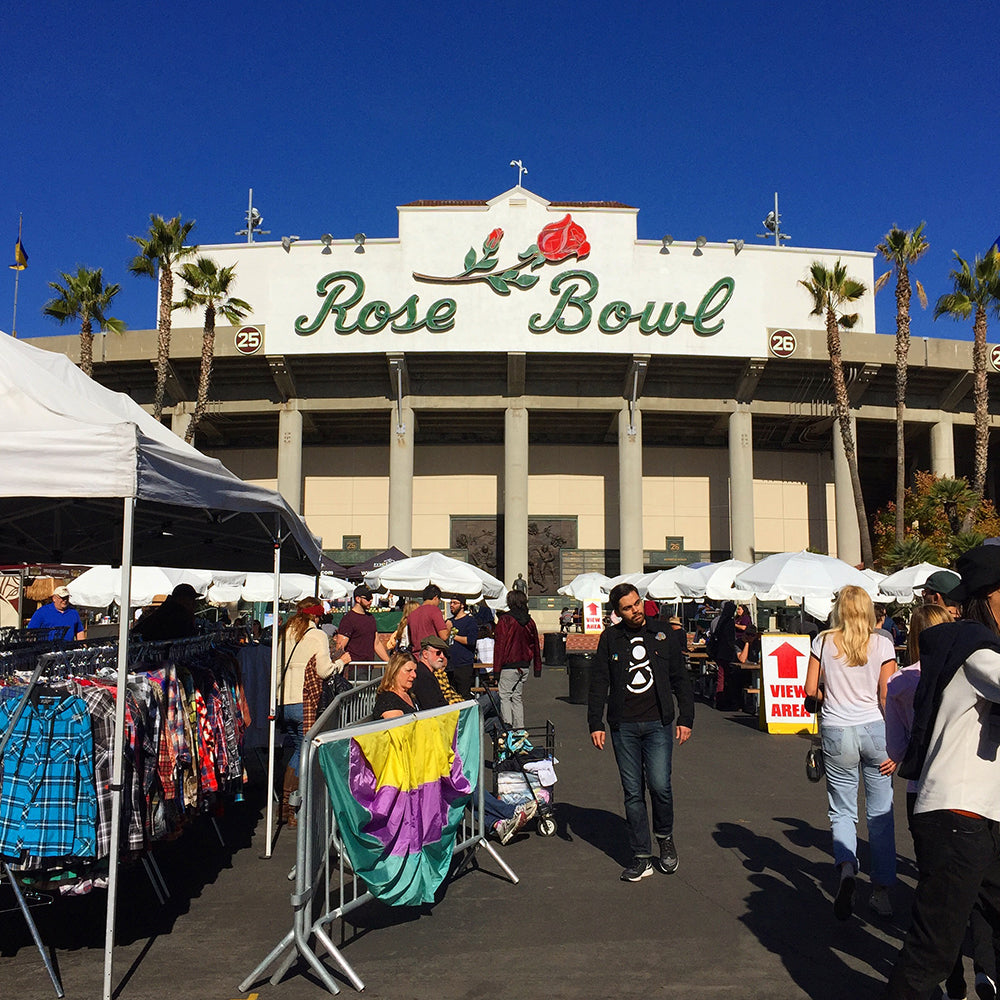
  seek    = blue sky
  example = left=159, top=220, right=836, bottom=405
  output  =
left=2, top=0, right=997, bottom=344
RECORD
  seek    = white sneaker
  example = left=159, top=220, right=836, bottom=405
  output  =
left=494, top=816, right=519, bottom=845
left=513, top=800, right=538, bottom=830
left=869, top=886, right=893, bottom=918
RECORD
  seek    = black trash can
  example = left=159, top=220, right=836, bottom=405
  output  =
left=543, top=631, right=567, bottom=666
left=567, top=652, right=594, bottom=704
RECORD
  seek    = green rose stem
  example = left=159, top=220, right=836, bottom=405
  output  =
left=412, top=253, right=539, bottom=285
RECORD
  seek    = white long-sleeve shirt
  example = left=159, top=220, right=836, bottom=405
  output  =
left=915, top=647, right=1000, bottom=820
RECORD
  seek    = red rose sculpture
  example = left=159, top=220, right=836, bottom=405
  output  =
left=536, top=215, right=590, bottom=262
left=483, top=228, right=504, bottom=254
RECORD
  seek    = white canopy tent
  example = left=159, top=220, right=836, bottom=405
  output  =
left=0, top=332, right=323, bottom=999
left=234, top=572, right=351, bottom=603
left=363, top=551, right=506, bottom=602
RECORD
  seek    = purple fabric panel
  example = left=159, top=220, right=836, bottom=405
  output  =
left=347, top=739, right=473, bottom=856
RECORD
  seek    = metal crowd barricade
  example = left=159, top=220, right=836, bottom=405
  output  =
left=240, top=681, right=518, bottom=996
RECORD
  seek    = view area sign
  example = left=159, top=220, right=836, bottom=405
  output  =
left=759, top=634, right=816, bottom=735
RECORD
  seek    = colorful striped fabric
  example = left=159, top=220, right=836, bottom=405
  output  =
left=318, top=704, right=479, bottom=905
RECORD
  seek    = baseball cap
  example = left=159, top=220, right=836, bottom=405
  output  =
left=52, top=586, right=70, bottom=598
left=420, top=635, right=449, bottom=654
left=354, top=584, right=373, bottom=601
left=918, top=570, right=962, bottom=599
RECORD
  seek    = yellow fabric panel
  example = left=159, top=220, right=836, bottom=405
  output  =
left=354, top=710, right=460, bottom=792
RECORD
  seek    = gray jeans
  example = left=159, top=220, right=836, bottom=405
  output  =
left=497, top=667, right=526, bottom=728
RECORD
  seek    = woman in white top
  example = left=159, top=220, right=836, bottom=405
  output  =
left=804, top=585, right=897, bottom=921
left=280, top=598, right=347, bottom=826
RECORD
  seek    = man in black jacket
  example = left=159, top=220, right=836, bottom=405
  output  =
left=589, top=583, right=695, bottom=882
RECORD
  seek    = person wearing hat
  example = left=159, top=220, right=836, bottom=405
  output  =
left=411, top=635, right=464, bottom=710
left=334, top=584, right=388, bottom=665
left=886, top=545, right=1000, bottom=999
left=918, top=569, right=963, bottom=618
left=27, top=585, right=85, bottom=640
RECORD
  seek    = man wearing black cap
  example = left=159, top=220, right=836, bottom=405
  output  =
left=334, top=585, right=388, bottom=665
left=886, top=544, right=1000, bottom=1000
left=412, top=636, right=464, bottom=710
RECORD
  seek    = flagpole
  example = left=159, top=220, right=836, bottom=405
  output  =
left=10, top=215, right=23, bottom=338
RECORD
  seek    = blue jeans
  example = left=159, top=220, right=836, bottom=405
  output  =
left=821, top=719, right=896, bottom=886
left=610, top=720, right=674, bottom=857
left=282, top=702, right=304, bottom=775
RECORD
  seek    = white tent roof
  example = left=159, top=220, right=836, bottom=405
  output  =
left=0, top=333, right=321, bottom=572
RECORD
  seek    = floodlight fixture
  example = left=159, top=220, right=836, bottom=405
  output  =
left=693, top=235, right=707, bottom=256
left=321, top=233, right=333, bottom=255
left=281, top=235, right=300, bottom=253
left=354, top=233, right=366, bottom=254
left=727, top=238, right=745, bottom=255
left=660, top=234, right=673, bottom=255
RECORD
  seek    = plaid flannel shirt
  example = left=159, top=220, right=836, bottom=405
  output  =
left=0, top=695, right=97, bottom=859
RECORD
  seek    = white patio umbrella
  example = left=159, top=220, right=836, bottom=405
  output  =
left=646, top=565, right=706, bottom=600
left=699, top=559, right=758, bottom=602
left=557, top=572, right=613, bottom=603
left=732, top=550, right=878, bottom=601
left=860, top=568, right=890, bottom=603
left=364, top=551, right=506, bottom=601
left=877, top=562, right=951, bottom=604
left=236, top=572, right=348, bottom=603
left=67, top=565, right=214, bottom=608
left=608, top=571, right=660, bottom=597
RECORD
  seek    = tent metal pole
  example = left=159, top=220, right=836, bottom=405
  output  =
left=103, top=496, right=135, bottom=1000
left=264, top=536, right=282, bottom=858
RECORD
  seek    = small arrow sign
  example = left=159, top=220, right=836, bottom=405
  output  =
left=769, top=641, right=804, bottom=679
left=587, top=602, right=599, bottom=616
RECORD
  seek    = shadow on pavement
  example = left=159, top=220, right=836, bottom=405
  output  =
left=552, top=801, right=632, bottom=866
left=714, top=817, right=904, bottom=999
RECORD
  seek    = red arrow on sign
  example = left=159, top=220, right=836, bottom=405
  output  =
left=587, top=602, right=599, bottom=616
left=769, top=641, right=804, bottom=679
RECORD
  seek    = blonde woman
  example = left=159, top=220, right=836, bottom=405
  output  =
left=804, top=585, right=897, bottom=921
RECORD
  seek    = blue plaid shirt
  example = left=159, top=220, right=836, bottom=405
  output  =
left=0, top=695, right=97, bottom=859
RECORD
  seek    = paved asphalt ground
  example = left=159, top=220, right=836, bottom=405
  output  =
left=2, top=664, right=947, bottom=1000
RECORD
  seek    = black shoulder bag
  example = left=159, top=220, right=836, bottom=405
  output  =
left=805, top=637, right=825, bottom=783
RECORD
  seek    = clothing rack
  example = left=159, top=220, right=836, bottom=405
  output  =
left=0, top=632, right=246, bottom=995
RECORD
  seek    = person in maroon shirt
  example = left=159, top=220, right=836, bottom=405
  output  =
left=334, top=584, right=388, bottom=666
left=405, top=585, right=450, bottom=650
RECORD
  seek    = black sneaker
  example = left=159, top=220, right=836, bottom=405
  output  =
left=654, top=836, right=679, bottom=875
left=620, top=857, right=654, bottom=882
left=834, top=873, right=856, bottom=921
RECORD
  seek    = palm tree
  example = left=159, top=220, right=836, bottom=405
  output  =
left=800, top=260, right=873, bottom=566
left=934, top=248, right=1000, bottom=505
left=874, top=224, right=929, bottom=543
left=173, top=256, right=251, bottom=443
left=42, top=267, right=126, bottom=376
left=128, top=215, right=197, bottom=420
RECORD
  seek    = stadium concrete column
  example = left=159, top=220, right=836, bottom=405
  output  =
left=618, top=402, right=643, bottom=574
left=170, top=404, right=192, bottom=443
left=388, top=402, right=414, bottom=555
left=833, top=418, right=862, bottom=566
left=277, top=405, right=303, bottom=514
left=504, top=405, right=529, bottom=586
left=930, top=417, right=956, bottom=477
left=728, top=406, right=755, bottom=562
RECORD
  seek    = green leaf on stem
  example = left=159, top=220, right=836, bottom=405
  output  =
left=511, top=273, right=539, bottom=289
left=464, top=248, right=477, bottom=272
left=486, top=273, right=511, bottom=295
left=518, top=244, right=539, bottom=261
